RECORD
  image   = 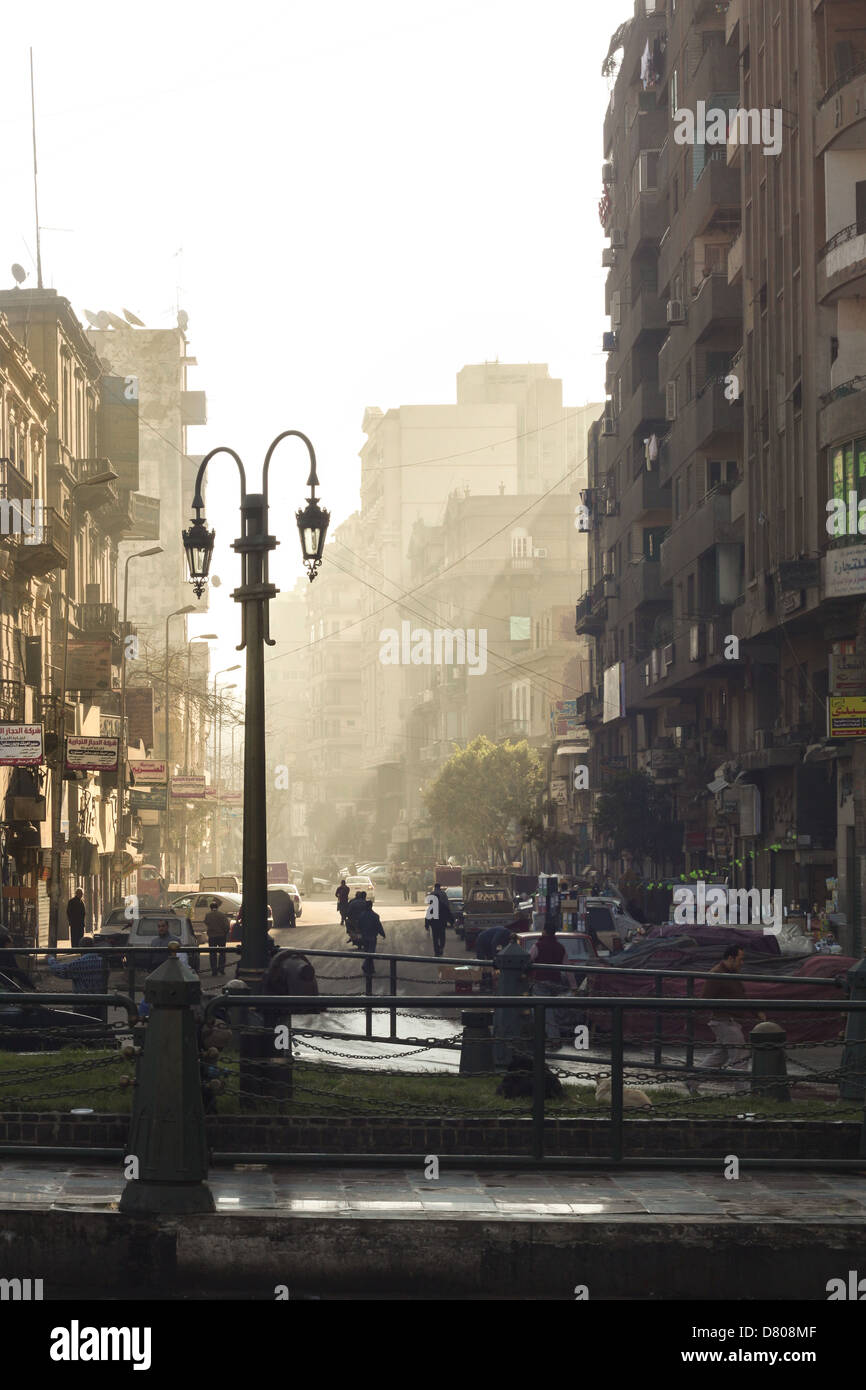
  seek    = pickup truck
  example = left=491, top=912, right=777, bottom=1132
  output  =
left=458, top=870, right=517, bottom=952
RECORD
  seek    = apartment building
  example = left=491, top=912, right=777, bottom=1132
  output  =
left=265, top=578, right=313, bottom=867
left=0, top=289, right=143, bottom=941
left=579, top=0, right=866, bottom=952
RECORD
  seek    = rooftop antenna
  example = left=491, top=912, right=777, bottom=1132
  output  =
left=30, top=48, right=43, bottom=290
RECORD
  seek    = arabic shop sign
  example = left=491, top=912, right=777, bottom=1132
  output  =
left=66, top=736, right=119, bottom=771
left=830, top=653, right=866, bottom=696
left=129, top=784, right=167, bottom=811
left=828, top=695, right=866, bottom=739
left=170, top=775, right=207, bottom=799
left=130, top=759, right=166, bottom=783
left=823, top=544, right=866, bottom=598
left=0, top=723, right=43, bottom=766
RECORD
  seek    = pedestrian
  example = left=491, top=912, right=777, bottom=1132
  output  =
left=203, top=898, right=230, bottom=977
left=475, top=924, right=515, bottom=961
left=66, top=888, right=86, bottom=947
left=157, top=875, right=168, bottom=908
left=411, top=871, right=423, bottom=905
left=401, top=872, right=410, bottom=903
left=358, top=898, right=385, bottom=976
left=425, top=883, right=452, bottom=957
left=528, top=919, right=568, bottom=1047
left=335, top=878, right=350, bottom=926
left=345, top=890, right=368, bottom=942
left=0, top=928, right=37, bottom=990
left=691, top=946, right=765, bottom=1094
left=46, top=937, right=109, bottom=1021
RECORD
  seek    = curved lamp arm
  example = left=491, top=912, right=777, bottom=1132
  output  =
left=262, top=429, right=319, bottom=504
left=192, top=446, right=247, bottom=510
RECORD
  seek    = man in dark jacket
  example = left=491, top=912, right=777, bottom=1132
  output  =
left=475, top=924, right=515, bottom=961
left=358, top=900, right=385, bottom=976
left=66, top=889, right=86, bottom=947
left=203, top=899, right=231, bottom=977
left=528, top=920, right=568, bottom=1045
left=424, top=883, right=453, bottom=957
left=335, top=879, right=350, bottom=925
left=345, top=890, right=368, bottom=940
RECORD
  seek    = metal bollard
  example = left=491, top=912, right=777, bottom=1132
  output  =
left=459, top=1009, right=494, bottom=1075
left=840, top=958, right=866, bottom=1102
left=119, top=950, right=214, bottom=1214
left=750, top=1020, right=790, bottom=1102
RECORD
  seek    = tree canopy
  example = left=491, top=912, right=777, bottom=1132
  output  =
left=593, top=769, right=682, bottom=867
left=424, top=735, right=545, bottom=862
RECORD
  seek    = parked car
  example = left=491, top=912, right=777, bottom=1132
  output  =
left=0, top=969, right=110, bottom=1051
left=343, top=874, right=376, bottom=904
left=442, top=885, right=464, bottom=928
left=171, top=890, right=241, bottom=935
left=92, top=906, right=200, bottom=971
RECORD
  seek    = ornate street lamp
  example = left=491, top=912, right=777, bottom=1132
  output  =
left=181, top=430, right=329, bottom=980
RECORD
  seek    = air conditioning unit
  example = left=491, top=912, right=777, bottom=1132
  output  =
left=610, top=228, right=625, bottom=247
left=663, top=642, right=674, bottom=668
left=601, top=417, right=617, bottom=436
left=602, top=332, right=618, bottom=352
left=689, top=623, right=705, bottom=662
left=602, top=247, right=617, bottom=268
left=533, top=547, right=548, bottom=558
left=666, top=299, right=685, bottom=324
left=665, top=382, right=678, bottom=420
left=605, top=497, right=618, bottom=515
left=602, top=161, right=614, bottom=184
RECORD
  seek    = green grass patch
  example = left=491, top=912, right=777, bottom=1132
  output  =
left=0, top=1047, right=133, bottom=1112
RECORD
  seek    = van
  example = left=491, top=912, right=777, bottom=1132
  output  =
left=199, top=875, right=241, bottom=894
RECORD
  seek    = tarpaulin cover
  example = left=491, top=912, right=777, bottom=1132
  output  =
left=588, top=928, right=851, bottom=1043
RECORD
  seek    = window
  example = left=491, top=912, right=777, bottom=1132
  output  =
left=685, top=463, right=693, bottom=511
left=830, top=438, right=866, bottom=510
left=643, top=527, right=667, bottom=560
left=687, top=573, right=695, bottom=617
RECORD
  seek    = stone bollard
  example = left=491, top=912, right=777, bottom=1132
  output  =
left=459, top=1009, right=494, bottom=1075
left=840, top=958, right=866, bottom=1102
left=750, top=1020, right=790, bottom=1102
left=119, top=949, right=215, bottom=1214
left=493, top=940, right=531, bottom=1070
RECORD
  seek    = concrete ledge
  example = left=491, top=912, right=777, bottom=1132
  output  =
left=0, top=1112, right=861, bottom=1159
left=1, top=1208, right=864, bottom=1299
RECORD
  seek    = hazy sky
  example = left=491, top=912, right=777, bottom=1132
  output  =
left=2, top=0, right=631, bottom=662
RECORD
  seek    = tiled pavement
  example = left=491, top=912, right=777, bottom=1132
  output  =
left=1, top=1160, right=865, bottom=1220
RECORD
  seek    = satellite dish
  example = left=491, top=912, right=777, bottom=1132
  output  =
left=11, top=264, right=27, bottom=285
left=105, top=312, right=127, bottom=330
left=177, top=309, right=189, bottom=332
left=123, top=308, right=145, bottom=327
left=83, top=309, right=101, bottom=329
left=95, top=311, right=111, bottom=330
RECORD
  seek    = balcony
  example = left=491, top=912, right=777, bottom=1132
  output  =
left=817, top=224, right=866, bottom=304
left=682, top=35, right=738, bottom=109
left=0, top=680, right=25, bottom=722
left=627, top=108, right=668, bottom=169
left=627, top=193, right=666, bottom=260
left=669, top=376, right=742, bottom=460
left=2, top=507, right=70, bottom=577
left=688, top=272, right=742, bottom=339
left=817, top=55, right=866, bottom=152
left=617, top=381, right=666, bottom=441
left=617, top=283, right=667, bottom=358
left=76, top=602, right=121, bottom=639
left=498, top=719, right=532, bottom=741
left=819, top=376, right=866, bottom=450
left=618, top=557, right=666, bottom=613
left=660, top=159, right=740, bottom=288
left=725, top=0, right=743, bottom=48
left=619, top=465, right=670, bottom=530
left=659, top=486, right=741, bottom=585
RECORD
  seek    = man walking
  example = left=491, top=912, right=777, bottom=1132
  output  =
left=528, top=919, right=568, bottom=1047
left=335, top=878, right=350, bottom=926
left=203, top=898, right=230, bottom=977
left=691, top=945, right=763, bottom=1094
left=345, top=890, right=368, bottom=942
left=358, top=897, right=385, bottom=976
left=425, top=883, right=452, bottom=957
left=66, top=888, right=86, bottom=947
left=47, top=937, right=109, bottom=1021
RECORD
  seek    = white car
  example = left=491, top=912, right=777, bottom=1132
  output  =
left=170, top=890, right=242, bottom=940
left=344, top=874, right=376, bottom=904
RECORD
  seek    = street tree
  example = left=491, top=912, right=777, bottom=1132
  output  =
left=424, top=735, right=545, bottom=863
left=593, top=769, right=681, bottom=873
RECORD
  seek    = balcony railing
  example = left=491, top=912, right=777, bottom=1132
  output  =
left=77, top=602, right=121, bottom=636
left=1, top=507, right=70, bottom=576
left=0, top=679, right=25, bottom=722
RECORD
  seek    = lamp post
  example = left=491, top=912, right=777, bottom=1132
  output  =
left=214, top=684, right=237, bottom=875
left=48, top=468, right=119, bottom=947
left=182, top=431, right=328, bottom=981
left=112, top=544, right=164, bottom=904
left=163, top=605, right=197, bottom=886
left=210, top=666, right=240, bottom=878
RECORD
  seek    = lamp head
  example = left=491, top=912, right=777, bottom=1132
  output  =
left=182, top=513, right=215, bottom=596
left=296, top=494, right=330, bottom=582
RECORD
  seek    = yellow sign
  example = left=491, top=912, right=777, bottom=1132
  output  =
left=828, top=695, right=866, bottom=739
